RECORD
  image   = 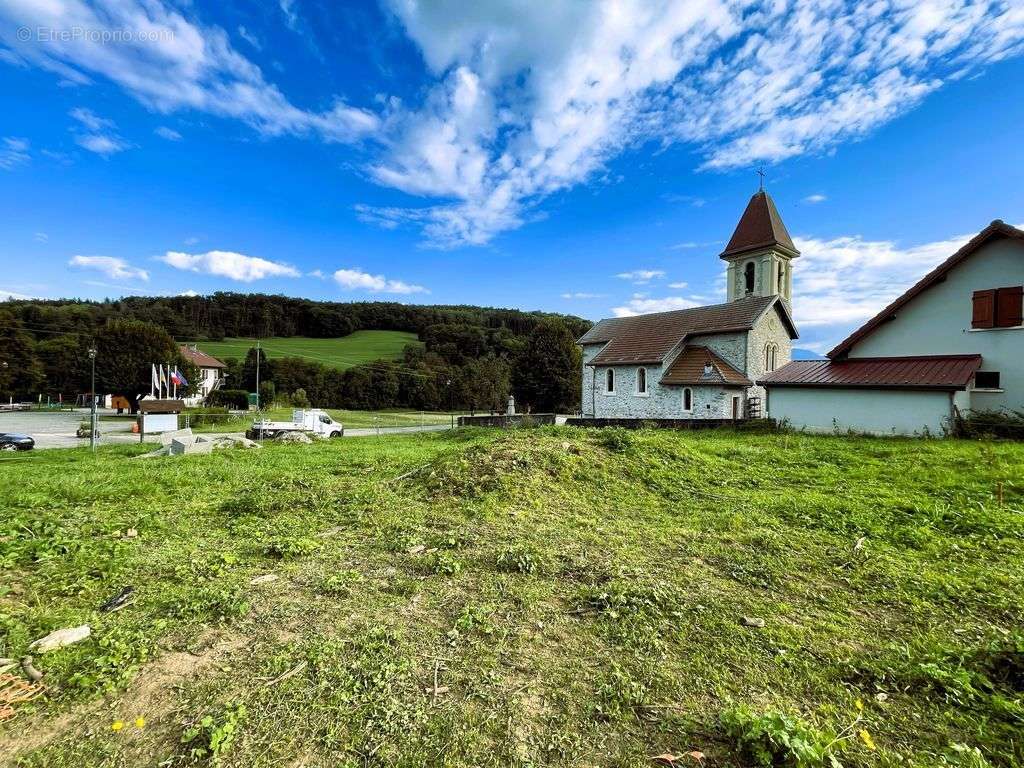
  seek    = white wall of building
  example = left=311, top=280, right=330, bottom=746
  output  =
left=846, top=238, right=1024, bottom=412
left=768, top=387, right=956, bottom=435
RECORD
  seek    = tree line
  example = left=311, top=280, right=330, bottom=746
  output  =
left=0, top=295, right=590, bottom=413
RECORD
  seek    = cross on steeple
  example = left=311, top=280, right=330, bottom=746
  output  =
left=756, top=167, right=766, bottom=191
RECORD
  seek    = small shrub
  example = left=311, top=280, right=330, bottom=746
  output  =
left=719, top=705, right=835, bottom=767
left=181, top=702, right=247, bottom=764
left=956, top=409, right=1024, bottom=439
left=448, top=602, right=494, bottom=642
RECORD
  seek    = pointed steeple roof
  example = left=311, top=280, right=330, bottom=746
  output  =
left=719, top=190, right=799, bottom=260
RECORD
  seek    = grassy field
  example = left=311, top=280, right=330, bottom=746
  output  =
left=187, top=330, right=421, bottom=369
left=1, top=429, right=1022, bottom=767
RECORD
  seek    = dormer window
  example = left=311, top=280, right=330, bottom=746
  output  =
left=972, top=286, right=1022, bottom=328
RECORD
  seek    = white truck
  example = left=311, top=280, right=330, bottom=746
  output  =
left=246, top=409, right=345, bottom=440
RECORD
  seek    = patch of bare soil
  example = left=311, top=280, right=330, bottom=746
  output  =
left=0, top=629, right=247, bottom=765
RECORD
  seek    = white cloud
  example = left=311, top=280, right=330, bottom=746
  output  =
left=668, top=281, right=689, bottom=289
left=0, top=137, right=30, bottom=169
left=35, top=232, right=48, bottom=243
left=307, top=269, right=326, bottom=279
left=69, top=255, right=149, bottom=281
left=237, top=25, right=261, bottom=50
left=615, top=269, right=665, bottom=284
left=0, top=0, right=379, bottom=145
left=160, top=250, right=300, bottom=282
left=179, top=289, right=199, bottom=297
left=0, top=288, right=32, bottom=300
left=70, top=107, right=130, bottom=155
left=155, top=126, right=182, bottom=141
left=69, top=107, right=113, bottom=132
left=803, top=194, right=828, bottom=204
left=75, top=134, right=130, bottom=155
left=363, top=0, right=1024, bottom=246
left=561, top=291, right=606, bottom=299
left=333, top=268, right=428, bottom=295
left=612, top=295, right=702, bottom=317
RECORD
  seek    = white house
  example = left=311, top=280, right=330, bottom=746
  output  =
left=762, top=220, right=1024, bottom=435
left=578, top=190, right=799, bottom=420
left=179, top=344, right=227, bottom=406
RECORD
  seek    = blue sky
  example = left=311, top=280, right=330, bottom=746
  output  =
left=1, top=0, right=1023, bottom=352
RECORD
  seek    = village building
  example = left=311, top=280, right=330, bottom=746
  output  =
left=578, top=190, right=799, bottom=420
left=179, top=344, right=227, bottom=406
left=762, top=220, right=1024, bottom=435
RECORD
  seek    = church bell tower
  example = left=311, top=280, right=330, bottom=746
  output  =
left=719, top=189, right=799, bottom=305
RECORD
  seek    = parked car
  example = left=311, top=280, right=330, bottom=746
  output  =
left=0, top=432, right=35, bottom=451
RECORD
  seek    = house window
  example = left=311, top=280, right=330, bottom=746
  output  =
left=744, top=262, right=756, bottom=293
left=972, top=286, right=1023, bottom=329
left=975, top=371, right=1001, bottom=390
left=682, top=388, right=692, bottom=412
left=636, top=367, right=647, bottom=395
left=606, top=368, right=615, bottom=393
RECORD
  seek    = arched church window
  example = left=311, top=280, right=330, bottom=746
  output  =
left=764, top=343, right=778, bottom=372
left=745, top=262, right=755, bottom=293
left=606, top=368, right=615, bottom=393
left=636, top=367, right=647, bottom=394
left=682, top=388, right=693, bottom=411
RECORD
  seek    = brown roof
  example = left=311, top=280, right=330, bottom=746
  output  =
left=180, top=345, right=226, bottom=369
left=829, top=220, right=1024, bottom=359
left=761, top=355, right=982, bottom=391
left=580, top=296, right=797, bottom=365
left=660, top=345, right=751, bottom=386
left=140, top=398, right=186, bottom=413
left=720, top=190, right=799, bottom=260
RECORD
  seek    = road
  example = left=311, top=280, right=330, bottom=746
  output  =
left=0, top=409, right=453, bottom=450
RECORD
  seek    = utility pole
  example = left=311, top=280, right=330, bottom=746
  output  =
left=254, top=339, right=261, bottom=411
left=88, top=347, right=97, bottom=452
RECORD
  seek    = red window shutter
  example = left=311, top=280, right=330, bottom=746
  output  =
left=972, top=289, right=996, bottom=328
left=995, top=286, right=1023, bottom=328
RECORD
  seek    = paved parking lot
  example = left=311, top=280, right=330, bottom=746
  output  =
left=0, top=410, right=137, bottom=449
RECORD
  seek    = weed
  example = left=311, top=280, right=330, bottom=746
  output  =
left=181, top=702, right=247, bottom=764
left=262, top=536, right=319, bottom=560
left=428, top=550, right=463, bottom=575
left=496, top=544, right=542, bottom=574
left=318, top=569, right=365, bottom=597
left=720, top=705, right=838, bottom=767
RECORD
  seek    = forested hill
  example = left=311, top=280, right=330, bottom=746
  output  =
left=1, top=294, right=592, bottom=413
left=5, top=293, right=591, bottom=342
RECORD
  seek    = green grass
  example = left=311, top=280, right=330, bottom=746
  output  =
left=1, top=428, right=1022, bottom=767
left=187, top=330, right=421, bottom=370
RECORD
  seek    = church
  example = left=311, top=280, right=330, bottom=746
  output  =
left=578, top=190, right=800, bottom=420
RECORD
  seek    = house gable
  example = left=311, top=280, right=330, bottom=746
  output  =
left=829, top=220, right=1024, bottom=359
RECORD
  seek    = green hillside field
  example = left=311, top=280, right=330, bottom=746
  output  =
left=188, top=330, right=421, bottom=370
left=1, top=428, right=1021, bottom=767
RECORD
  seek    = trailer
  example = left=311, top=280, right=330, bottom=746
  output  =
left=246, top=409, right=344, bottom=440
